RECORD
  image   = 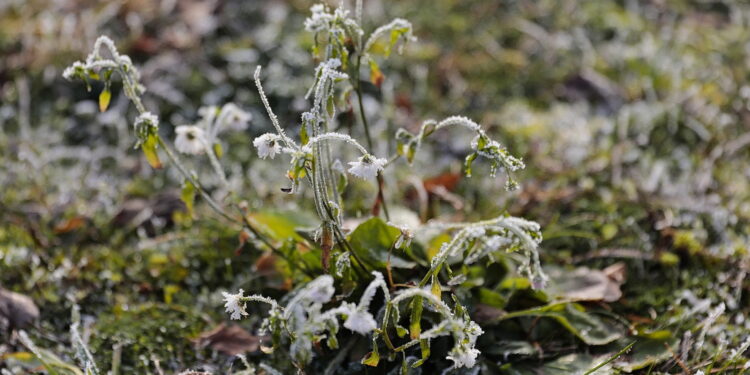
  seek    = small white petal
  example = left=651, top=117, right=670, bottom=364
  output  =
left=222, top=289, right=248, bottom=320
left=253, top=133, right=282, bottom=159
left=220, top=103, right=252, bottom=131
left=175, top=125, right=206, bottom=155
left=447, top=347, right=480, bottom=368
left=347, top=156, right=386, bottom=179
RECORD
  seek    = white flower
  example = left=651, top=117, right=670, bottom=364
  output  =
left=446, top=319, right=483, bottom=368
left=447, top=346, right=480, bottom=369
left=253, top=133, right=282, bottom=159
left=174, top=125, right=206, bottom=155
left=304, top=275, right=335, bottom=304
left=219, top=103, right=252, bottom=131
left=222, top=289, right=248, bottom=320
left=347, top=155, right=386, bottom=179
left=304, top=4, right=333, bottom=32
left=133, top=112, right=160, bottom=145
left=343, top=309, right=377, bottom=335
left=388, top=222, right=414, bottom=249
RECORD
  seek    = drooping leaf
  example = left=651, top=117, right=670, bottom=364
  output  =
left=430, top=274, right=441, bottom=299
left=464, top=152, right=478, bottom=177
left=180, top=180, right=196, bottom=217
left=299, top=121, right=309, bottom=145
left=369, top=58, right=385, bottom=88
left=213, top=143, right=223, bottom=159
left=141, top=133, right=162, bottom=169
left=362, top=349, right=380, bottom=367
left=412, top=339, right=430, bottom=368
left=98, top=87, right=111, bottom=112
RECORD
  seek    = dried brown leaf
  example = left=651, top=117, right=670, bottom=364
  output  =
left=0, top=289, right=40, bottom=331
left=193, top=324, right=261, bottom=356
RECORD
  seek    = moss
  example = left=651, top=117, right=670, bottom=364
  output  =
left=89, top=303, right=210, bottom=373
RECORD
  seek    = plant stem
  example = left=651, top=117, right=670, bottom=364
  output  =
left=157, top=137, right=234, bottom=223
left=354, top=55, right=390, bottom=220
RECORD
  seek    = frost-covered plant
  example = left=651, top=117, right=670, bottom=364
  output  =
left=64, top=1, right=545, bottom=371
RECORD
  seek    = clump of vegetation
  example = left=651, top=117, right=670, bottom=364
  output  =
left=58, top=2, right=546, bottom=371
left=2, top=0, right=749, bottom=374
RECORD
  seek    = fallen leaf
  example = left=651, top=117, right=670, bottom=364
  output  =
left=0, top=289, right=40, bottom=331
left=472, top=303, right=505, bottom=323
left=193, top=324, right=262, bottom=356
left=254, top=252, right=277, bottom=275
left=548, top=263, right=626, bottom=302
left=422, top=172, right=461, bottom=193
left=53, top=216, right=87, bottom=234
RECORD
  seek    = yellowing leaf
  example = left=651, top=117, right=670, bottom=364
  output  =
left=369, top=59, right=384, bottom=88
left=362, top=350, right=380, bottom=367
left=99, top=88, right=111, bottom=112
left=213, top=143, right=223, bottom=159
left=431, top=274, right=441, bottom=299
left=181, top=180, right=196, bottom=217
left=142, top=134, right=162, bottom=169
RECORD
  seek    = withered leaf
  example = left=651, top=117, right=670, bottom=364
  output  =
left=548, top=262, right=626, bottom=302
left=193, top=324, right=262, bottom=356
left=0, top=288, right=40, bottom=331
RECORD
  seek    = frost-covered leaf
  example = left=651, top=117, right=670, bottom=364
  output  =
left=546, top=263, right=625, bottom=302
left=613, top=335, right=677, bottom=372
left=498, top=302, right=623, bottom=345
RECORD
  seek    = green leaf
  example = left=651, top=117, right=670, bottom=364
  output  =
left=326, top=96, right=335, bottom=118
left=464, top=152, right=478, bottom=177
left=141, top=134, right=162, bottom=169
left=348, top=217, right=416, bottom=270
left=213, top=143, right=223, bottom=159
left=431, top=274, right=441, bottom=299
left=336, top=171, right=348, bottom=195
left=477, top=287, right=507, bottom=308
left=498, top=303, right=623, bottom=346
left=412, top=339, right=430, bottom=368
left=248, top=211, right=315, bottom=243
left=541, top=353, right=612, bottom=375
left=409, top=296, right=423, bottom=339
left=180, top=180, right=196, bottom=217
left=613, top=335, right=676, bottom=372
left=98, top=87, right=111, bottom=112
left=406, top=143, right=417, bottom=164
left=300, top=122, right=309, bottom=145
left=387, top=27, right=409, bottom=56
